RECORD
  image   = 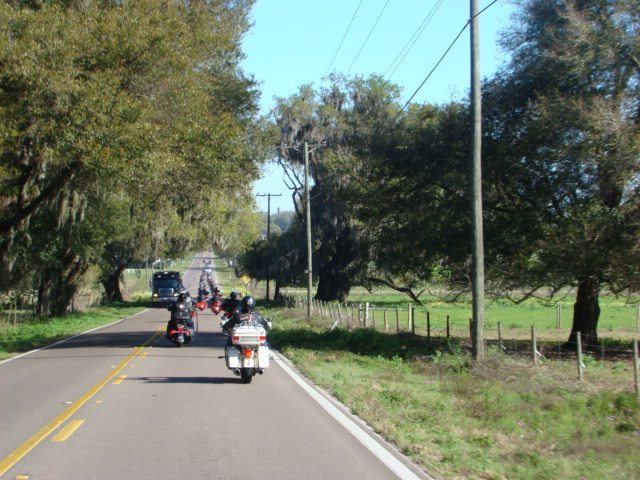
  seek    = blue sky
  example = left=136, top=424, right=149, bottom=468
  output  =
left=242, top=0, right=517, bottom=212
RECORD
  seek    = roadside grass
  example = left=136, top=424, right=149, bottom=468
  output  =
left=262, top=307, right=640, bottom=480
left=0, top=303, right=147, bottom=361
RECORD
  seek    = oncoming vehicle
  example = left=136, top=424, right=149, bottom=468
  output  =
left=151, top=271, right=184, bottom=308
left=204, top=262, right=213, bottom=276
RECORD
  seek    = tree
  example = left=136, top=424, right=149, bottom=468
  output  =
left=0, top=0, right=265, bottom=314
left=240, top=219, right=307, bottom=301
left=343, top=102, right=473, bottom=303
left=481, top=0, right=640, bottom=348
left=272, top=74, right=403, bottom=301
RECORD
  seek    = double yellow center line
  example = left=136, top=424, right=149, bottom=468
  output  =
left=0, top=327, right=163, bottom=477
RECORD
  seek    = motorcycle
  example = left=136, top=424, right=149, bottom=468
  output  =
left=166, top=321, right=193, bottom=347
left=166, top=301, right=195, bottom=347
left=210, top=297, right=223, bottom=315
left=223, top=318, right=273, bottom=383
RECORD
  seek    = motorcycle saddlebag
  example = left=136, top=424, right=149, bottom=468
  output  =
left=257, top=346, right=270, bottom=368
left=225, top=346, right=240, bottom=369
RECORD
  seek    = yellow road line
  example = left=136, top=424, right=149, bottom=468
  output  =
left=0, top=327, right=163, bottom=477
left=111, top=375, right=127, bottom=385
left=51, top=420, right=85, bottom=442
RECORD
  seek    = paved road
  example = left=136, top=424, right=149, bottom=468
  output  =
left=0, top=254, right=432, bottom=480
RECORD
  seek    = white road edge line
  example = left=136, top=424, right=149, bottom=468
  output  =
left=0, top=309, right=149, bottom=366
left=271, top=350, right=433, bottom=480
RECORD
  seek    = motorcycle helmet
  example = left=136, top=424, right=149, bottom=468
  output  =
left=230, top=291, right=238, bottom=299
left=178, top=293, right=187, bottom=302
left=241, top=295, right=256, bottom=311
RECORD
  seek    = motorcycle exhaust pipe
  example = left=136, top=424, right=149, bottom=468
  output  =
left=233, top=368, right=241, bottom=376
left=258, top=369, right=264, bottom=375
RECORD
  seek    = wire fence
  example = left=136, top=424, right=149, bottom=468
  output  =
left=284, top=295, right=640, bottom=395
left=0, top=290, right=101, bottom=324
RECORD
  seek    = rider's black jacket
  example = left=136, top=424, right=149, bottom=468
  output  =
left=167, top=300, right=194, bottom=330
left=222, top=308, right=270, bottom=334
left=221, top=298, right=241, bottom=316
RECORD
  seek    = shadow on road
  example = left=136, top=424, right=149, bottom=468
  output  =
left=131, top=376, right=240, bottom=384
left=39, top=330, right=228, bottom=350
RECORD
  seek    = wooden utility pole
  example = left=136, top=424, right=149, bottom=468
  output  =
left=256, top=193, right=281, bottom=301
left=282, top=141, right=323, bottom=320
left=470, top=0, right=485, bottom=360
left=304, top=142, right=312, bottom=320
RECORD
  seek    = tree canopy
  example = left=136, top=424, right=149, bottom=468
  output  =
left=0, top=0, right=267, bottom=314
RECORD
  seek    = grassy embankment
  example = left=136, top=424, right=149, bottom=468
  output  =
left=2, top=260, right=639, bottom=479
left=259, top=294, right=640, bottom=480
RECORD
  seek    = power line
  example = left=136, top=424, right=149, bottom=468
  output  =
left=396, top=0, right=500, bottom=117
left=324, top=0, right=364, bottom=78
left=383, top=0, right=445, bottom=80
left=346, top=0, right=391, bottom=75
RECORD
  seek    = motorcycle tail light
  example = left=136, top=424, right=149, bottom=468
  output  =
left=233, top=336, right=240, bottom=342
left=243, top=350, right=253, bottom=358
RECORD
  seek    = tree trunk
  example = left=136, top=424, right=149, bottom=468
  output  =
left=37, top=269, right=57, bottom=318
left=53, top=253, right=85, bottom=317
left=315, top=265, right=351, bottom=302
left=563, top=276, right=600, bottom=351
left=313, top=224, right=356, bottom=302
left=102, top=266, right=127, bottom=303
left=273, top=280, right=283, bottom=303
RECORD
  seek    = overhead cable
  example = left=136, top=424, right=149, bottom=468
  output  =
left=324, top=0, right=364, bottom=78
left=346, top=0, right=391, bottom=75
left=396, top=0, right=499, bottom=117
left=383, top=0, right=445, bottom=80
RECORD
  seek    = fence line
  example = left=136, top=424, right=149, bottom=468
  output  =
left=281, top=295, right=639, bottom=392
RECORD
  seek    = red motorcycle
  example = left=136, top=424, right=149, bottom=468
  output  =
left=211, top=298, right=223, bottom=314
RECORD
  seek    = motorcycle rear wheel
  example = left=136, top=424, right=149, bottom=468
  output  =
left=240, top=368, right=254, bottom=384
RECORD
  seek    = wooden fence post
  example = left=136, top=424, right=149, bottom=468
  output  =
left=426, top=312, right=431, bottom=342
left=364, top=302, right=369, bottom=328
left=556, top=303, right=561, bottom=329
left=384, top=310, right=388, bottom=332
left=577, top=332, right=584, bottom=381
left=531, top=326, right=538, bottom=365
left=498, top=321, right=503, bottom=351
left=446, top=315, right=450, bottom=338
left=633, top=339, right=639, bottom=398
left=395, top=309, right=399, bottom=334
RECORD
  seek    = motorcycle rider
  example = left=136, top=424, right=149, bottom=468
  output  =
left=221, top=290, right=241, bottom=318
left=221, top=295, right=271, bottom=347
left=209, top=286, right=223, bottom=309
left=166, top=292, right=195, bottom=338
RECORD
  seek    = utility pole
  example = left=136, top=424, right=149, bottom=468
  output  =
left=304, top=142, right=312, bottom=320
left=256, top=193, right=281, bottom=301
left=470, top=0, right=485, bottom=360
left=282, top=142, right=323, bottom=320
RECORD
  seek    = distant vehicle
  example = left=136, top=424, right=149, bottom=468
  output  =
left=151, top=271, right=184, bottom=308
left=204, top=263, right=213, bottom=276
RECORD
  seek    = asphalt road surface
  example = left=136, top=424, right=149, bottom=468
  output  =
left=0, top=254, right=432, bottom=480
